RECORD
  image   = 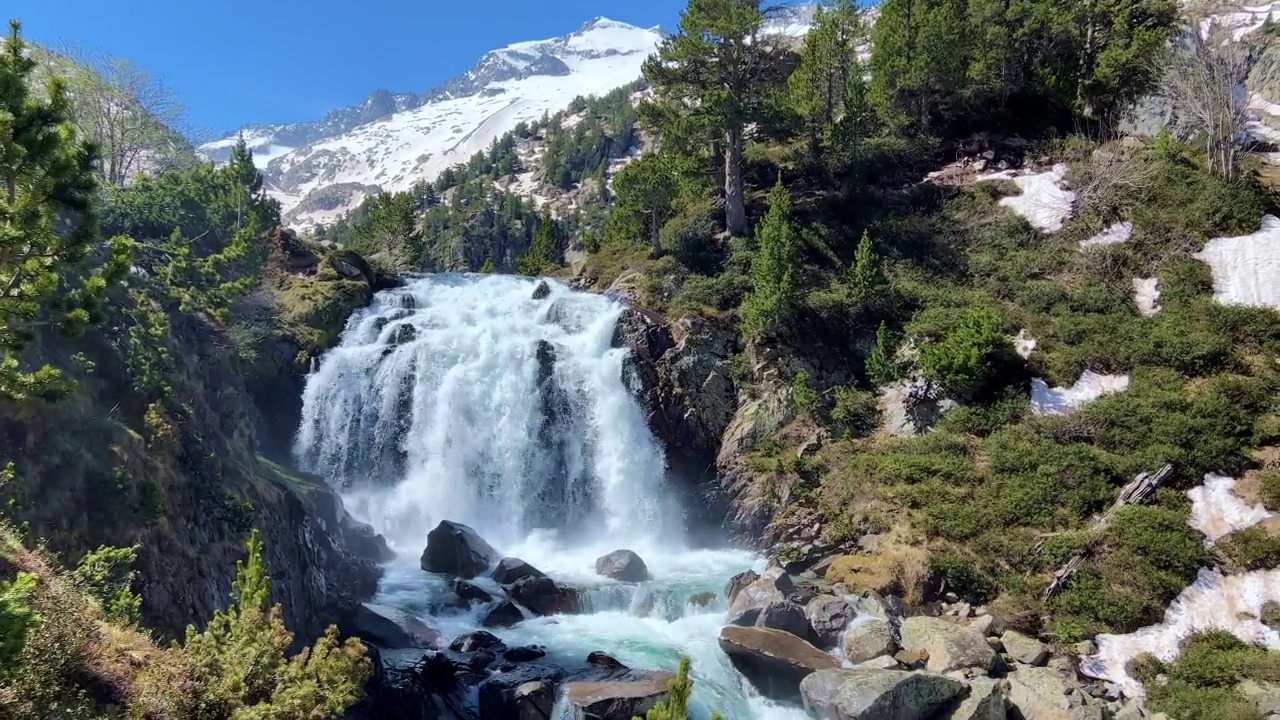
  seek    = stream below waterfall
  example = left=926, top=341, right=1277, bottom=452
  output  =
left=295, top=274, right=810, bottom=719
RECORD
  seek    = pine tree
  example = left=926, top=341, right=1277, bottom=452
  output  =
left=865, top=321, right=900, bottom=387
left=611, top=152, right=679, bottom=257
left=642, top=0, right=780, bottom=237
left=0, top=20, right=132, bottom=401
left=516, top=211, right=558, bottom=275
left=741, top=177, right=799, bottom=338
left=790, top=0, right=866, bottom=157
left=847, top=230, right=890, bottom=318
left=869, top=0, right=972, bottom=132
left=638, top=656, right=722, bottom=720
left=180, top=529, right=371, bottom=719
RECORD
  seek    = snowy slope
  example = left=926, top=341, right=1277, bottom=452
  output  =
left=201, top=18, right=663, bottom=229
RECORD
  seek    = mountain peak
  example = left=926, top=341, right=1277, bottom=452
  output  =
left=577, top=17, right=634, bottom=33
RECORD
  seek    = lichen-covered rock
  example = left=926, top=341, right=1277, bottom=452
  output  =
left=1006, top=667, right=1105, bottom=720
left=799, top=668, right=966, bottom=720
left=942, top=677, right=1006, bottom=720
left=718, top=625, right=839, bottom=700
left=1001, top=630, right=1049, bottom=666
left=842, top=617, right=898, bottom=665
left=900, top=617, right=997, bottom=674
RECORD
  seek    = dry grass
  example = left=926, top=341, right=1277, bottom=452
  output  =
left=823, top=526, right=933, bottom=604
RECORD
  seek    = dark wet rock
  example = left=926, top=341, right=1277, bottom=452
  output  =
left=389, top=323, right=417, bottom=346
left=481, top=600, right=525, bottom=628
left=689, top=591, right=717, bottom=608
left=718, top=625, right=840, bottom=701
left=451, top=579, right=495, bottom=604
left=503, top=645, right=547, bottom=662
left=508, top=576, right=579, bottom=616
left=725, top=570, right=760, bottom=605
left=588, top=652, right=629, bottom=671
left=449, top=630, right=504, bottom=653
left=755, top=600, right=811, bottom=640
left=799, top=668, right=966, bottom=720
left=348, top=603, right=440, bottom=649
left=562, top=671, right=676, bottom=720
left=420, top=520, right=497, bottom=579
left=493, top=557, right=547, bottom=585
left=807, top=594, right=855, bottom=649
left=477, top=662, right=568, bottom=720
left=595, top=549, right=650, bottom=582
left=532, top=280, right=552, bottom=300
left=728, top=570, right=796, bottom=623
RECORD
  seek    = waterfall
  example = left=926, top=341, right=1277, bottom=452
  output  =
left=294, top=274, right=678, bottom=553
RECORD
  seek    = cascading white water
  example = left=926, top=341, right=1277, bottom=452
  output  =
left=295, top=274, right=809, bottom=720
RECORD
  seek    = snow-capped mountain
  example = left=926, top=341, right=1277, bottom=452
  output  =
left=201, top=17, right=663, bottom=229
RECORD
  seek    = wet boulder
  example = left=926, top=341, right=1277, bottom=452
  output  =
left=532, top=280, right=552, bottom=300
left=800, top=668, right=966, bottom=720
left=508, top=576, right=580, bottom=616
left=725, top=570, right=760, bottom=605
left=481, top=600, right=526, bottom=628
left=562, top=671, right=676, bottom=720
left=588, top=652, right=629, bottom=671
left=718, top=625, right=839, bottom=701
left=493, top=557, right=547, bottom=585
left=595, top=549, right=650, bottom=582
left=477, top=662, right=568, bottom=720
left=420, top=520, right=497, bottom=579
left=449, top=630, right=504, bottom=653
left=728, top=570, right=795, bottom=626
left=451, top=579, right=495, bottom=604
left=503, top=645, right=548, bottom=663
left=755, top=600, right=811, bottom=640
left=348, top=603, right=440, bottom=649
left=807, top=594, right=854, bottom=649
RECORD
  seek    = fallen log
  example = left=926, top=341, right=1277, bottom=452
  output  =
left=1040, top=464, right=1173, bottom=601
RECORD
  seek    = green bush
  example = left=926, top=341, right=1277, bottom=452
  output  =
left=660, top=202, right=723, bottom=275
left=828, top=386, right=880, bottom=438
left=791, top=369, right=817, bottom=412
left=1144, top=629, right=1280, bottom=720
left=0, top=572, right=38, bottom=679
left=919, top=304, right=1012, bottom=394
left=1260, top=472, right=1280, bottom=513
left=73, top=545, right=142, bottom=625
left=932, top=550, right=997, bottom=603
left=1218, top=527, right=1280, bottom=573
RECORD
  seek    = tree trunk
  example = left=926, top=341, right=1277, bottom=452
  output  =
left=725, top=123, right=747, bottom=237
left=649, top=207, right=662, bottom=258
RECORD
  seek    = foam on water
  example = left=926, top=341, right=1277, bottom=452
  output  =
left=296, top=274, right=806, bottom=719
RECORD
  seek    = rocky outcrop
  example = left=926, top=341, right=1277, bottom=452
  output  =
left=725, top=570, right=760, bottom=606
left=420, top=520, right=498, bottom=578
left=718, top=625, right=840, bottom=700
left=728, top=569, right=796, bottom=625
left=594, top=549, right=650, bottom=582
left=451, top=579, right=495, bottom=604
left=944, top=678, right=1007, bottom=720
left=899, top=617, right=997, bottom=675
left=800, top=669, right=966, bottom=720
left=562, top=672, right=675, bottom=720
left=1006, top=667, right=1105, bottom=720
left=477, top=662, right=568, bottom=720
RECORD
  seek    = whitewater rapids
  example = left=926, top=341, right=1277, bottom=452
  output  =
left=295, top=274, right=808, bottom=719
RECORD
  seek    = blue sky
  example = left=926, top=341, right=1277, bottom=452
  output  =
left=9, top=0, right=688, bottom=134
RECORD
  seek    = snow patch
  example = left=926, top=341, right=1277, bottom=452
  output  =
left=1030, top=371, right=1129, bottom=415
left=1080, top=221, right=1132, bottom=248
left=1133, top=277, right=1161, bottom=316
left=1081, top=472, right=1280, bottom=699
left=977, top=164, right=1075, bottom=233
left=1188, top=474, right=1273, bottom=544
left=1014, top=329, right=1037, bottom=360
left=1194, top=214, right=1280, bottom=310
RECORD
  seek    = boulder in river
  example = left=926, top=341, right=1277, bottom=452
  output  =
left=800, top=668, right=966, bottom=720
left=477, top=662, right=567, bottom=720
left=508, top=576, right=580, bottom=616
left=725, top=570, right=760, bottom=605
left=595, top=549, right=650, bottom=582
left=807, top=594, right=854, bottom=649
left=728, top=570, right=796, bottom=625
left=450, top=630, right=504, bottom=653
left=492, top=557, right=547, bottom=585
left=348, top=603, right=441, bottom=649
left=718, top=625, right=839, bottom=701
left=451, top=578, right=495, bottom=604
left=588, top=652, right=629, bottom=671
left=900, top=616, right=996, bottom=675
left=503, top=645, right=548, bottom=662
left=563, top=671, right=676, bottom=720
left=532, top=280, right=552, bottom=300
left=755, top=600, right=811, bottom=640
left=481, top=600, right=526, bottom=628
left=420, top=520, right=497, bottom=579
